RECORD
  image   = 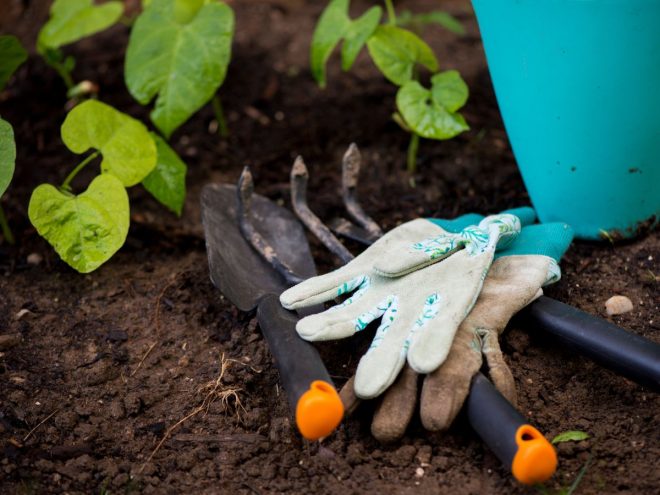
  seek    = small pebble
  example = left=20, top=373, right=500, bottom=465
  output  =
left=605, top=295, right=634, bottom=316
left=27, top=253, right=43, bottom=265
left=415, top=467, right=424, bottom=478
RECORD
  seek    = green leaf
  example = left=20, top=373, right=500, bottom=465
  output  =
left=396, top=71, right=469, bottom=140
left=341, top=6, right=381, bottom=72
left=0, top=35, right=28, bottom=91
left=28, top=174, right=129, bottom=273
left=37, top=0, right=124, bottom=50
left=61, top=100, right=157, bottom=187
left=398, top=10, right=465, bottom=36
left=310, top=0, right=381, bottom=87
left=142, top=133, right=187, bottom=216
left=125, top=0, right=235, bottom=138
left=431, top=70, right=469, bottom=113
left=552, top=430, right=590, bottom=444
left=0, top=117, right=16, bottom=198
left=366, top=25, right=438, bottom=86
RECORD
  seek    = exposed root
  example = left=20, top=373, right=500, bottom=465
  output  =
left=23, top=408, right=60, bottom=442
left=138, top=354, right=246, bottom=474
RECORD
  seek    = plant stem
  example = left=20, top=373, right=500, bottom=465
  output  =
left=61, top=151, right=100, bottom=191
left=384, top=0, right=397, bottom=25
left=212, top=94, right=229, bottom=138
left=51, top=60, right=74, bottom=90
left=407, top=132, right=420, bottom=173
left=0, top=204, right=14, bottom=245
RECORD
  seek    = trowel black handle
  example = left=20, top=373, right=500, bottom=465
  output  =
left=256, top=295, right=344, bottom=440
left=467, top=373, right=557, bottom=485
left=519, top=296, right=660, bottom=391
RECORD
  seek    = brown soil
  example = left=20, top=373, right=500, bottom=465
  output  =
left=1, top=1, right=658, bottom=494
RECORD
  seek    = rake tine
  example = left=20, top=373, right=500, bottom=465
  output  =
left=290, top=156, right=354, bottom=264
left=237, top=166, right=304, bottom=286
left=341, top=143, right=384, bottom=238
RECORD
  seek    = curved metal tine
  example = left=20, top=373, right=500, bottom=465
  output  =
left=236, top=167, right=304, bottom=286
left=341, top=143, right=384, bottom=239
left=290, top=156, right=355, bottom=264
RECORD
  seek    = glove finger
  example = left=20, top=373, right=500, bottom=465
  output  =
left=338, top=375, right=361, bottom=416
left=420, top=327, right=483, bottom=431
left=279, top=264, right=365, bottom=310
left=296, top=289, right=390, bottom=341
left=482, top=328, right=517, bottom=407
left=407, top=252, right=490, bottom=374
left=371, top=365, right=419, bottom=443
left=353, top=299, right=417, bottom=399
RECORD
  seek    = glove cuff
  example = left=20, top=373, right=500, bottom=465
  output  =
left=426, top=206, right=535, bottom=233
left=495, top=223, right=574, bottom=263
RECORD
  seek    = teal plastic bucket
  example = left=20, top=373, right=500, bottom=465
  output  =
left=471, top=0, right=660, bottom=240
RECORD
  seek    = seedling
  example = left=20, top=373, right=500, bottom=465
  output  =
left=311, top=0, right=469, bottom=173
left=125, top=0, right=235, bottom=138
left=552, top=430, right=590, bottom=444
left=536, top=430, right=593, bottom=495
left=28, top=100, right=160, bottom=273
left=0, top=117, right=17, bottom=245
left=37, top=0, right=123, bottom=92
left=0, top=35, right=28, bottom=245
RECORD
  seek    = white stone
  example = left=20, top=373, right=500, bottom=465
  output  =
left=605, top=295, right=634, bottom=316
left=27, top=253, right=42, bottom=265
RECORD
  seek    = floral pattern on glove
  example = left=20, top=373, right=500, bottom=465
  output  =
left=412, top=213, right=521, bottom=260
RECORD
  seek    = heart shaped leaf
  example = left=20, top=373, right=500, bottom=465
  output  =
left=142, top=133, right=187, bottom=216
left=28, top=174, right=129, bottom=273
left=61, top=100, right=157, bottom=187
left=0, top=117, right=16, bottom=198
left=125, top=0, right=235, bottom=138
left=310, top=0, right=382, bottom=87
left=430, top=70, right=469, bottom=113
left=366, top=25, right=438, bottom=86
left=38, top=0, right=123, bottom=50
left=396, top=70, right=469, bottom=140
left=0, top=35, right=28, bottom=91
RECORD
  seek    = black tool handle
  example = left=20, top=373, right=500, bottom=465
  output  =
left=256, top=294, right=344, bottom=440
left=467, top=373, right=557, bottom=484
left=257, top=295, right=333, bottom=406
left=520, top=296, right=660, bottom=391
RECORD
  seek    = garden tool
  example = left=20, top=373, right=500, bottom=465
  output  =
left=288, top=152, right=558, bottom=485
left=200, top=174, right=343, bottom=441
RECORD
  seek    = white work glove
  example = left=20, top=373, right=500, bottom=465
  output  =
left=280, top=213, right=522, bottom=399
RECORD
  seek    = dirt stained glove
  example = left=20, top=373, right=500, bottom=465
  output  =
left=280, top=208, right=533, bottom=399
left=355, top=221, right=574, bottom=442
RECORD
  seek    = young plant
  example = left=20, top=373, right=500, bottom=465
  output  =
left=125, top=0, right=235, bottom=138
left=0, top=117, right=17, bottom=245
left=0, top=35, right=28, bottom=245
left=28, top=100, right=159, bottom=273
left=536, top=430, right=592, bottom=495
left=37, top=0, right=124, bottom=93
left=311, top=0, right=469, bottom=173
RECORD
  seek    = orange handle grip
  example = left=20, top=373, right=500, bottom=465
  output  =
left=296, top=380, right=344, bottom=440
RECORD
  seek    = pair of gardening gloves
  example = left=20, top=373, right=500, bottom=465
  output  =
left=280, top=207, right=573, bottom=442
